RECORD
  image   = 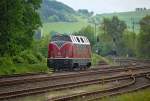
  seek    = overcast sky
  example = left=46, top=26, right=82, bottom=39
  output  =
left=57, top=0, right=150, bottom=14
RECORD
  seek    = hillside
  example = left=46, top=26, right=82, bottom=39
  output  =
left=41, top=0, right=150, bottom=35
left=93, top=10, right=150, bottom=32
left=40, top=0, right=92, bottom=35
left=40, top=0, right=77, bottom=22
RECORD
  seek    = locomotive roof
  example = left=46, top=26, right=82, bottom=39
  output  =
left=51, top=34, right=90, bottom=45
left=70, top=35, right=90, bottom=45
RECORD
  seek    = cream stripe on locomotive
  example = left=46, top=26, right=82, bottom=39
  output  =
left=70, top=35, right=90, bottom=45
left=51, top=41, right=72, bottom=49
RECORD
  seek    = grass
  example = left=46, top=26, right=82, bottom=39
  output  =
left=42, top=16, right=90, bottom=35
left=42, top=21, right=90, bottom=35
left=99, top=88, right=150, bottom=101
left=0, top=63, right=49, bottom=76
left=92, top=53, right=104, bottom=65
left=92, top=53, right=112, bottom=65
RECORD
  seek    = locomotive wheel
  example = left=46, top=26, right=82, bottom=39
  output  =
left=79, top=66, right=84, bottom=71
left=84, top=66, right=88, bottom=70
left=73, top=63, right=79, bottom=70
left=53, top=68, right=59, bottom=72
left=70, top=67, right=74, bottom=71
left=87, top=63, right=91, bottom=68
left=83, top=66, right=88, bottom=70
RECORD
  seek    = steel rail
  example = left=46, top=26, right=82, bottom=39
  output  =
left=49, top=76, right=136, bottom=101
left=87, top=75, right=150, bottom=101
left=0, top=73, right=134, bottom=100
left=48, top=73, right=150, bottom=101
left=1, top=71, right=149, bottom=100
left=0, top=65, right=149, bottom=87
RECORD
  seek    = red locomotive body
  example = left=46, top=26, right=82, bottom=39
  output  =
left=47, top=34, right=92, bottom=71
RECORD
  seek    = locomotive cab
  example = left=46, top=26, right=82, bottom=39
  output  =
left=47, top=34, right=91, bottom=71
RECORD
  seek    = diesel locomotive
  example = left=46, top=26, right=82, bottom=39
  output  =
left=47, top=34, right=92, bottom=71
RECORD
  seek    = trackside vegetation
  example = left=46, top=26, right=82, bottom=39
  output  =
left=100, top=88, right=150, bottom=101
left=0, top=51, right=49, bottom=75
left=0, top=63, right=49, bottom=76
left=91, top=53, right=111, bottom=65
left=0, top=0, right=48, bottom=75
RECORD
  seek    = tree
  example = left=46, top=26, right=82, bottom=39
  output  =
left=123, top=31, right=136, bottom=57
left=78, top=9, right=93, bottom=17
left=140, top=15, right=150, bottom=33
left=0, top=0, right=42, bottom=56
left=74, top=25, right=95, bottom=47
left=0, top=0, right=24, bottom=56
left=101, top=16, right=127, bottom=55
left=137, top=15, right=150, bottom=58
left=21, top=0, right=42, bottom=49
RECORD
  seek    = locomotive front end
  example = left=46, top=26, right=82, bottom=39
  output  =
left=47, top=34, right=73, bottom=71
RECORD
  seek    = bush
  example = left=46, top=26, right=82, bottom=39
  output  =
left=0, top=57, right=16, bottom=75
left=12, top=50, right=45, bottom=64
left=20, top=50, right=39, bottom=64
left=0, top=57, right=14, bottom=66
left=34, top=52, right=44, bottom=62
left=12, top=55, right=25, bottom=63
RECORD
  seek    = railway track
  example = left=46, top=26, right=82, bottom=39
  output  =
left=48, top=73, right=150, bottom=101
left=0, top=69, right=150, bottom=100
left=0, top=74, right=131, bottom=100
left=113, top=58, right=150, bottom=66
left=0, top=64, right=149, bottom=87
left=0, top=61, right=149, bottom=100
left=146, top=74, right=150, bottom=79
left=0, top=66, right=128, bottom=86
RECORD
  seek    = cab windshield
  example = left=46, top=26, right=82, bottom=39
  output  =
left=51, top=35, right=71, bottom=42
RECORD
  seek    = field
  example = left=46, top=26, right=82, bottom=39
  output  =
left=0, top=63, right=49, bottom=75
left=42, top=21, right=90, bottom=35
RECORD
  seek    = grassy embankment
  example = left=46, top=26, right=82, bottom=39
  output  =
left=0, top=62, right=49, bottom=76
left=0, top=51, right=49, bottom=76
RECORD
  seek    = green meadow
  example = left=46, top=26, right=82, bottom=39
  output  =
left=42, top=21, right=91, bottom=35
